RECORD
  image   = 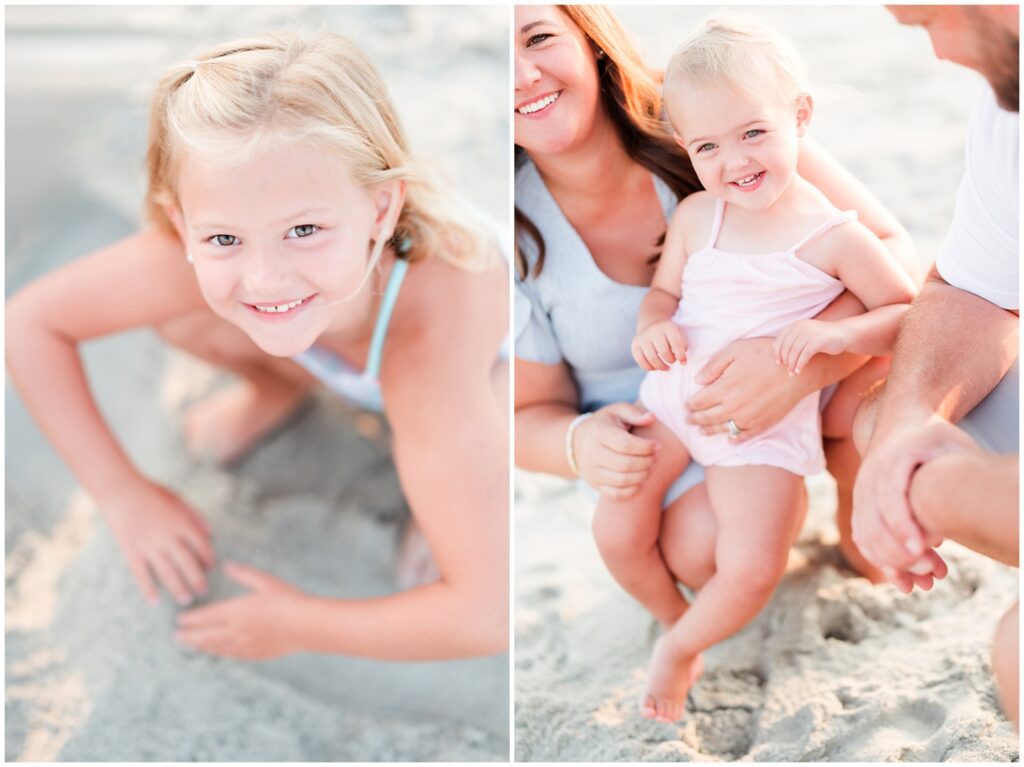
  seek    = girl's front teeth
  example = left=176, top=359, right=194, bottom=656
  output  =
left=518, top=92, right=560, bottom=114
left=734, top=173, right=763, bottom=187
left=254, top=298, right=305, bottom=313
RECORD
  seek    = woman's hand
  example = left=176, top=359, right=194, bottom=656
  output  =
left=100, top=479, right=214, bottom=606
left=632, top=321, right=688, bottom=371
left=686, top=337, right=817, bottom=439
left=175, top=562, right=308, bottom=660
left=773, top=319, right=852, bottom=375
left=574, top=403, right=661, bottom=499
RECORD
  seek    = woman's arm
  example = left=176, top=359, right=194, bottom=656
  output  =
left=798, top=134, right=922, bottom=284
left=6, top=228, right=214, bottom=603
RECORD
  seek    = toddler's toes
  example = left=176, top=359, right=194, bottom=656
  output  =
left=639, top=696, right=658, bottom=720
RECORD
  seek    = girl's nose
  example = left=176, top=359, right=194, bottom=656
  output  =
left=241, top=247, right=291, bottom=296
left=514, top=52, right=542, bottom=93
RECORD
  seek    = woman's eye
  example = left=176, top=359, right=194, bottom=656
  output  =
left=287, top=224, right=320, bottom=239
left=696, top=143, right=715, bottom=154
left=744, top=129, right=764, bottom=139
left=209, top=234, right=239, bottom=247
left=526, top=33, right=552, bottom=47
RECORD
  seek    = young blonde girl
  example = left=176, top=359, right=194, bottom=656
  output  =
left=6, top=31, right=508, bottom=661
left=590, top=15, right=920, bottom=722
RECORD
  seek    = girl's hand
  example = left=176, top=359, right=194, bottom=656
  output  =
left=175, top=562, right=308, bottom=660
left=100, top=480, right=214, bottom=606
left=687, top=337, right=816, bottom=440
left=773, top=319, right=852, bottom=375
left=632, top=321, right=688, bottom=371
left=574, top=403, right=661, bottom=500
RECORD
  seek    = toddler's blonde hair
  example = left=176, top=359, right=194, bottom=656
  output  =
left=664, top=14, right=810, bottom=129
left=145, top=30, right=492, bottom=271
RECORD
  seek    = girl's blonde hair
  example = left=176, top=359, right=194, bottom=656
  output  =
left=664, top=14, right=810, bottom=128
left=146, top=30, right=492, bottom=271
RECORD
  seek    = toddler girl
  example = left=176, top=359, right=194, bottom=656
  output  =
left=7, top=31, right=508, bottom=661
left=590, top=16, right=917, bottom=722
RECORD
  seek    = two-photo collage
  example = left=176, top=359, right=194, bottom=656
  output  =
left=4, top=3, right=1019, bottom=763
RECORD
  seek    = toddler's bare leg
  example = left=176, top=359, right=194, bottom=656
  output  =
left=823, top=356, right=891, bottom=582
left=592, top=417, right=691, bottom=628
left=641, top=464, right=803, bottom=722
left=156, top=309, right=315, bottom=464
left=993, top=601, right=1019, bottom=729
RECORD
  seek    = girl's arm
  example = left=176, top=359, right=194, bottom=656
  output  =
left=774, top=223, right=917, bottom=374
left=6, top=228, right=214, bottom=603
left=633, top=193, right=705, bottom=370
left=798, top=134, right=921, bottom=285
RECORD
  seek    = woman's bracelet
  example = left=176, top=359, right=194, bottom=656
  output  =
left=565, top=412, right=593, bottom=477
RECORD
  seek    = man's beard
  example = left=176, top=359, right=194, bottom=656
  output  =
left=982, top=27, right=1018, bottom=112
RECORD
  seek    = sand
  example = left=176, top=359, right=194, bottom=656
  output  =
left=514, top=6, right=1018, bottom=762
left=6, top=6, right=508, bottom=761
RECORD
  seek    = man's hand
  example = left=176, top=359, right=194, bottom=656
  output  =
left=853, top=417, right=981, bottom=580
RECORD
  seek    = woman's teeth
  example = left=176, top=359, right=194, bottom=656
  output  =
left=253, top=297, right=306, bottom=313
left=518, top=92, right=560, bottom=114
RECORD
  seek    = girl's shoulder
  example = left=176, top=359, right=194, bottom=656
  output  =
left=673, top=190, right=719, bottom=250
left=383, top=248, right=507, bottom=383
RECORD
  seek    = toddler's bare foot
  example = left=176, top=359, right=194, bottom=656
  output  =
left=639, top=636, right=704, bottom=723
left=838, top=537, right=886, bottom=584
left=184, top=376, right=308, bottom=465
left=395, top=517, right=440, bottom=589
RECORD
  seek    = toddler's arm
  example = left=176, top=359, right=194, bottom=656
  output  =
left=6, top=228, right=214, bottom=604
left=774, top=222, right=917, bottom=374
left=632, top=194, right=705, bottom=370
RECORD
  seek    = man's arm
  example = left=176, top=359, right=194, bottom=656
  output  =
left=852, top=265, right=1018, bottom=585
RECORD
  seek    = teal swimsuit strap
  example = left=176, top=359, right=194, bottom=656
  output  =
left=364, top=258, right=410, bottom=379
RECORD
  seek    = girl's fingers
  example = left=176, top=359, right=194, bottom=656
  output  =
left=165, top=542, right=208, bottom=597
left=151, top=550, right=193, bottom=606
left=652, top=335, right=674, bottom=365
left=127, top=553, right=159, bottom=606
left=667, top=329, right=687, bottom=362
left=794, top=342, right=817, bottom=375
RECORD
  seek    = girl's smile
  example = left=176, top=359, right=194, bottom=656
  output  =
left=170, top=141, right=380, bottom=357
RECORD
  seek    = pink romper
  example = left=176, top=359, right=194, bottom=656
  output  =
left=638, top=198, right=853, bottom=475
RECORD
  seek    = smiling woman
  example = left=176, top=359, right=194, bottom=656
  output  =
left=5, top=6, right=508, bottom=762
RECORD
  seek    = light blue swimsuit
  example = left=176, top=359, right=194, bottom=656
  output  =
left=292, top=259, right=409, bottom=413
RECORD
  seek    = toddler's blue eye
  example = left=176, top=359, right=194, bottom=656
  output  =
left=696, top=143, right=715, bottom=153
left=287, top=224, right=319, bottom=238
left=210, top=234, right=239, bottom=247
left=744, top=129, right=764, bottom=139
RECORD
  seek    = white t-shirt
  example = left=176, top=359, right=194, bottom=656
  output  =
left=935, top=85, right=1019, bottom=310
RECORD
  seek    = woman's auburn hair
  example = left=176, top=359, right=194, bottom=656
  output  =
left=515, top=5, right=702, bottom=279
left=145, top=30, right=494, bottom=271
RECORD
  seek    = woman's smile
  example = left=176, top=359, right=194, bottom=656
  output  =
left=516, top=90, right=562, bottom=117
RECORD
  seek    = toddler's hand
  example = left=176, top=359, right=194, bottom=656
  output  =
left=632, top=321, right=688, bottom=371
left=100, top=480, right=214, bottom=606
left=773, top=319, right=851, bottom=375
left=176, top=561, right=307, bottom=660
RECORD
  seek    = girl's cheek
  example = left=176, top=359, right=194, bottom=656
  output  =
left=193, top=262, right=239, bottom=304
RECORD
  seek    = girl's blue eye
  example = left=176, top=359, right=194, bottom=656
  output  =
left=696, top=143, right=715, bottom=153
left=744, top=129, right=764, bottom=139
left=210, top=234, right=239, bottom=247
left=287, top=224, right=320, bottom=239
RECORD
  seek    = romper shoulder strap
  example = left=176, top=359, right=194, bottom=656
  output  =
left=364, top=258, right=410, bottom=379
left=790, top=210, right=858, bottom=253
left=706, top=197, right=727, bottom=249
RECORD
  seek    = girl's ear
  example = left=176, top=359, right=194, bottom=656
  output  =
left=164, top=204, right=188, bottom=243
left=795, top=95, right=814, bottom=137
left=370, top=180, right=407, bottom=242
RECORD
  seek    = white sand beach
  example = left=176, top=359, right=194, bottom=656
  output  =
left=6, top=6, right=508, bottom=761
left=514, top=6, right=1019, bottom=762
